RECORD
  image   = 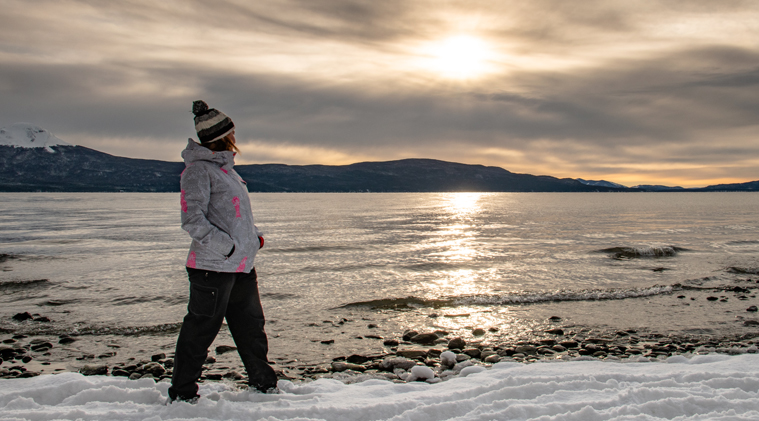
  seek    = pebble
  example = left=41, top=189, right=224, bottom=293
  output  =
left=747, top=306, right=758, bottom=312
left=380, top=357, right=416, bottom=371
left=455, top=354, right=471, bottom=362
left=402, top=331, right=419, bottom=341
left=346, top=354, right=371, bottom=364
left=112, top=369, right=130, bottom=377
left=331, top=361, right=366, bottom=372
left=141, top=362, right=166, bottom=377
left=447, top=337, right=466, bottom=350
left=515, top=345, right=537, bottom=355
left=223, top=370, right=243, bottom=380
left=410, top=333, right=439, bottom=344
left=80, top=364, right=108, bottom=376
left=396, top=349, right=427, bottom=359
left=462, top=348, right=481, bottom=358
left=215, top=345, right=237, bottom=354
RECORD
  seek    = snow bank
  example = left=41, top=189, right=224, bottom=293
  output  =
left=3, top=354, right=759, bottom=420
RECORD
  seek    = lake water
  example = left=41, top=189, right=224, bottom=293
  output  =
left=1, top=192, right=759, bottom=370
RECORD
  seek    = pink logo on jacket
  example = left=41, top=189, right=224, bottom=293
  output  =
left=232, top=196, right=241, bottom=217
left=180, top=190, right=188, bottom=213
left=187, top=251, right=197, bottom=268
left=235, top=257, right=248, bottom=273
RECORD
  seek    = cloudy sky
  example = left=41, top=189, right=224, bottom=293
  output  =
left=2, top=0, right=758, bottom=187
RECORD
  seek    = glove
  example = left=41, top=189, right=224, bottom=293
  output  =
left=258, top=236, right=264, bottom=249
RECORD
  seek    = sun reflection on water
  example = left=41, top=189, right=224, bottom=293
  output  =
left=446, top=192, right=486, bottom=218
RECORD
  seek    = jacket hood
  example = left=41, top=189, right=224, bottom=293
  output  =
left=182, top=138, right=235, bottom=169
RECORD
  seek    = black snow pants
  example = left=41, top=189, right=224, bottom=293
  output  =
left=169, top=267, right=277, bottom=400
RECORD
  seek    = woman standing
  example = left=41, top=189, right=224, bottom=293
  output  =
left=168, top=100, right=277, bottom=403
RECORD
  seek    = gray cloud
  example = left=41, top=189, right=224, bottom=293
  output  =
left=1, top=0, right=758, bottom=186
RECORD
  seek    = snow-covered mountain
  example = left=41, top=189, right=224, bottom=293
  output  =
left=0, top=123, right=70, bottom=152
left=576, top=178, right=628, bottom=189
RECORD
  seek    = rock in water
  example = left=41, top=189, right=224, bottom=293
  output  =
left=747, top=306, right=758, bottom=312
left=12, top=312, right=33, bottom=322
left=79, top=364, right=108, bottom=376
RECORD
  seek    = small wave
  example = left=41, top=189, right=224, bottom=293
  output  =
left=597, top=246, right=687, bottom=259
left=37, top=298, right=76, bottom=306
left=401, top=262, right=483, bottom=272
left=339, top=284, right=680, bottom=310
left=0, top=279, right=49, bottom=289
left=460, top=285, right=679, bottom=305
left=339, top=296, right=454, bottom=310
left=270, top=245, right=357, bottom=254
left=110, top=296, right=165, bottom=306
left=4, top=322, right=184, bottom=337
left=726, top=240, right=759, bottom=245
left=298, top=262, right=387, bottom=273
left=262, top=292, right=300, bottom=300
left=726, top=267, right=759, bottom=275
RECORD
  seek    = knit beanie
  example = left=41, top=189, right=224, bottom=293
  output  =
left=192, top=100, right=235, bottom=144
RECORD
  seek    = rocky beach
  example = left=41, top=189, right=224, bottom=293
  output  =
left=5, top=283, right=759, bottom=387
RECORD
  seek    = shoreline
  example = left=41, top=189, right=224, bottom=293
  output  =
left=3, top=323, right=759, bottom=385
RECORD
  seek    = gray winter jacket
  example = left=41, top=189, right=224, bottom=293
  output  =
left=180, top=139, right=262, bottom=273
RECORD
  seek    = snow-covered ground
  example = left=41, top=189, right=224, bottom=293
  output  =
left=2, top=354, right=759, bottom=421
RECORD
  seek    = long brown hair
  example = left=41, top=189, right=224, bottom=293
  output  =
left=204, top=134, right=240, bottom=154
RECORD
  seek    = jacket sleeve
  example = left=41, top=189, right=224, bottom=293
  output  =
left=181, top=164, right=235, bottom=256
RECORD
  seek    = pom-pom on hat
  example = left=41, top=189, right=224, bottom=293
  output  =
left=192, top=100, right=235, bottom=144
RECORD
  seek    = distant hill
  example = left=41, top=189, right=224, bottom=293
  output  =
left=0, top=145, right=623, bottom=193
left=0, top=123, right=756, bottom=193
left=632, top=184, right=686, bottom=191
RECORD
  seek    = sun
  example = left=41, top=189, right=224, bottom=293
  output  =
left=423, top=35, right=492, bottom=79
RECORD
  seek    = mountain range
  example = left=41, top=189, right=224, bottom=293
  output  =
left=1, top=123, right=757, bottom=193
